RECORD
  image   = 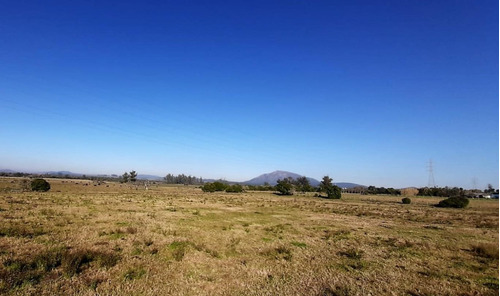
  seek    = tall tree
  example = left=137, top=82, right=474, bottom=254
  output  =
left=319, top=176, right=341, bottom=199
left=122, top=172, right=130, bottom=183
left=276, top=178, right=294, bottom=195
left=295, top=176, right=313, bottom=193
left=129, top=170, right=137, bottom=183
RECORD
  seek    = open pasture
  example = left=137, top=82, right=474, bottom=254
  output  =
left=0, top=178, right=498, bottom=295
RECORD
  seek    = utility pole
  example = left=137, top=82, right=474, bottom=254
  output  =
left=427, top=159, right=436, bottom=187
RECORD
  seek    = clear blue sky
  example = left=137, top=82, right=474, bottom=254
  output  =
left=1, top=1, right=498, bottom=189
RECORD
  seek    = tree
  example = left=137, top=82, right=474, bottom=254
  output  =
left=319, top=176, right=341, bottom=199
left=31, top=178, right=51, bottom=192
left=295, top=176, right=313, bottom=193
left=485, top=184, right=495, bottom=193
left=276, top=178, right=294, bottom=195
left=164, top=173, right=204, bottom=185
left=319, top=176, right=332, bottom=193
left=122, top=172, right=130, bottom=183
left=129, top=171, right=137, bottom=183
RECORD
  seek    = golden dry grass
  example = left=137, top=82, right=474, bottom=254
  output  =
left=0, top=177, right=498, bottom=295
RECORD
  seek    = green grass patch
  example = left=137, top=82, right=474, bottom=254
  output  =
left=168, top=241, right=192, bottom=261
left=291, top=241, right=307, bottom=248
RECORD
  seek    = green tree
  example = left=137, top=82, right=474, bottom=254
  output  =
left=319, top=176, right=341, bottom=199
left=276, top=178, right=294, bottom=195
left=129, top=171, right=137, bottom=182
left=122, top=172, right=130, bottom=183
left=295, top=176, right=314, bottom=193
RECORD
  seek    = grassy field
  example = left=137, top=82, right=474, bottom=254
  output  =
left=0, top=177, right=498, bottom=295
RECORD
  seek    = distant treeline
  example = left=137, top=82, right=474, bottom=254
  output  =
left=362, top=186, right=498, bottom=197
left=0, top=172, right=118, bottom=181
left=203, top=176, right=342, bottom=199
left=164, top=174, right=203, bottom=185
left=364, top=186, right=401, bottom=195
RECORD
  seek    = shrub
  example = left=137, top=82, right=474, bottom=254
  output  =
left=402, top=197, right=411, bottom=204
left=436, top=196, right=469, bottom=208
left=325, top=185, right=342, bottom=199
left=201, top=183, right=216, bottom=192
left=31, top=179, right=50, bottom=192
left=226, top=184, right=243, bottom=193
left=212, top=181, right=228, bottom=191
left=201, top=181, right=228, bottom=192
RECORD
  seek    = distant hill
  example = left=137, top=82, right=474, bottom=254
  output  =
left=334, top=182, right=365, bottom=189
left=43, top=171, right=83, bottom=177
left=0, top=169, right=163, bottom=181
left=244, top=170, right=320, bottom=186
left=243, top=170, right=364, bottom=188
left=0, top=168, right=364, bottom=188
left=137, top=174, right=164, bottom=181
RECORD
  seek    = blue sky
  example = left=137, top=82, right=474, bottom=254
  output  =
left=1, top=1, right=498, bottom=189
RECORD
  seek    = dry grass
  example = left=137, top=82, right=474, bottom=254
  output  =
left=0, top=177, right=498, bottom=295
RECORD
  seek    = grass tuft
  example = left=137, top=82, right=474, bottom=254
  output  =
left=472, top=243, right=499, bottom=259
left=338, top=248, right=364, bottom=260
left=168, top=241, right=191, bottom=261
left=291, top=241, right=307, bottom=248
left=123, top=267, right=146, bottom=280
left=261, top=245, right=293, bottom=261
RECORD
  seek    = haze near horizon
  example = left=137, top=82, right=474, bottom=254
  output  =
left=1, top=1, right=498, bottom=189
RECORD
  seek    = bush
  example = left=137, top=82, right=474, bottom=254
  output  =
left=436, top=196, right=469, bottom=208
left=201, top=183, right=216, bottom=192
left=31, top=179, right=50, bottom=192
left=201, top=181, right=229, bottom=192
left=402, top=197, right=411, bottom=204
left=325, top=185, right=342, bottom=199
left=226, top=184, right=243, bottom=193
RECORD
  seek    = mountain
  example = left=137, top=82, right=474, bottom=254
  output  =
left=43, top=171, right=83, bottom=177
left=244, top=170, right=320, bottom=186
left=137, top=174, right=164, bottom=181
left=243, top=170, right=365, bottom=188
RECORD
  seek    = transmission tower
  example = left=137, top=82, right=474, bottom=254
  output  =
left=427, top=159, right=436, bottom=187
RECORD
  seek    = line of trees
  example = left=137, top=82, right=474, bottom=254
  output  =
left=164, top=174, right=203, bottom=185
left=121, top=170, right=137, bottom=183
left=364, top=186, right=401, bottom=195
left=201, top=182, right=243, bottom=193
